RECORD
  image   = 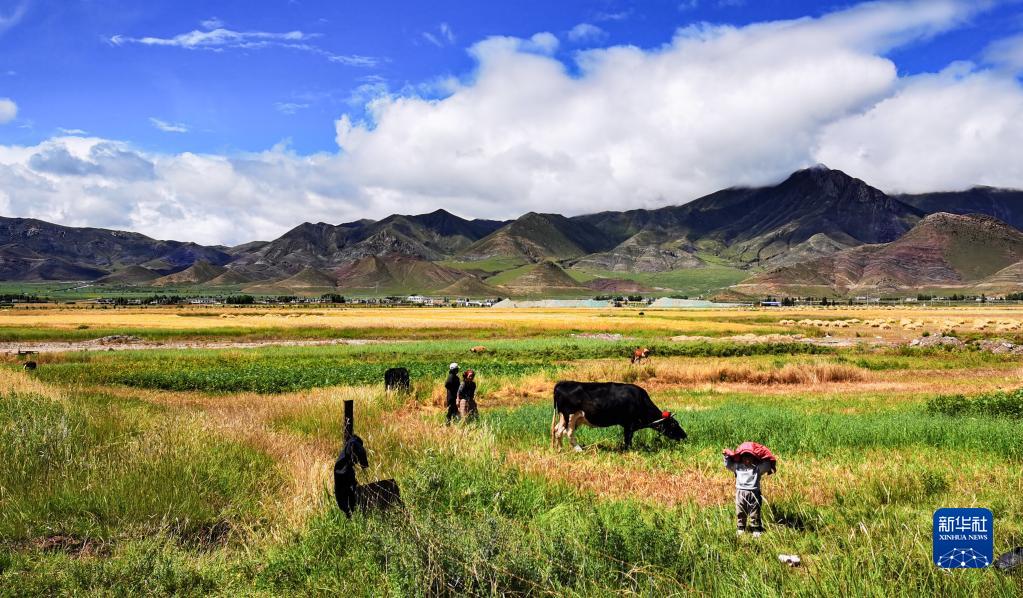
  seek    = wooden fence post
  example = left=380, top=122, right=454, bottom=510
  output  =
left=343, top=399, right=354, bottom=443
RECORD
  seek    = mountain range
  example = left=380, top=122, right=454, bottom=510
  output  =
left=4, top=166, right=1023, bottom=297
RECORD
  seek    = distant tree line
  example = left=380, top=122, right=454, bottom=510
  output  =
left=0, top=293, right=47, bottom=303
left=593, top=295, right=648, bottom=302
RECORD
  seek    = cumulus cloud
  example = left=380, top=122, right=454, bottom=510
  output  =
left=149, top=117, right=188, bottom=133
left=0, top=97, right=15, bottom=123
left=27, top=141, right=155, bottom=180
left=2, top=0, right=1023, bottom=245
left=567, top=23, right=607, bottom=44
left=110, top=26, right=380, bottom=67
left=333, top=0, right=980, bottom=217
left=816, top=65, right=1023, bottom=193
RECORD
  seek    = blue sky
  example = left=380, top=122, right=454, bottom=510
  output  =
left=2, top=0, right=1020, bottom=155
left=1, top=0, right=1023, bottom=244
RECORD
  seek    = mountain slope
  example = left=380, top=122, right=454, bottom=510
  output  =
left=243, top=266, right=338, bottom=294
left=575, top=166, right=923, bottom=270
left=0, top=216, right=231, bottom=280
left=460, top=212, right=613, bottom=262
left=334, top=255, right=469, bottom=293
left=95, top=265, right=161, bottom=285
left=898, top=188, right=1023, bottom=230
left=738, top=213, right=1023, bottom=294
left=230, top=209, right=504, bottom=278
left=570, top=231, right=704, bottom=272
left=151, top=261, right=227, bottom=286
left=495, top=261, right=588, bottom=295
left=0, top=245, right=109, bottom=281
left=206, top=269, right=254, bottom=286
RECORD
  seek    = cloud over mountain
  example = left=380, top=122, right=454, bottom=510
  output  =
left=2, top=0, right=1023, bottom=245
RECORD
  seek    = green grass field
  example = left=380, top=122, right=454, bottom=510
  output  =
left=570, top=265, right=750, bottom=297
left=2, top=307, right=1023, bottom=595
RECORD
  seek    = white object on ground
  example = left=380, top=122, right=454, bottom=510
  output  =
left=778, top=554, right=802, bottom=567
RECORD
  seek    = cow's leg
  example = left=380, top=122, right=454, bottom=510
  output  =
left=567, top=412, right=587, bottom=452
left=552, top=410, right=570, bottom=450
left=623, top=425, right=634, bottom=450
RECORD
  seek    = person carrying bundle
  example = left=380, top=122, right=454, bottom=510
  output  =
left=457, top=369, right=478, bottom=421
left=723, top=442, right=777, bottom=537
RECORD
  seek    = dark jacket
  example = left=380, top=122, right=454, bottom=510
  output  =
left=458, top=379, right=476, bottom=403
left=445, top=371, right=460, bottom=403
left=445, top=371, right=460, bottom=419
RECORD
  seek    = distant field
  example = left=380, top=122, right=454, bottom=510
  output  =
left=2, top=305, right=1022, bottom=595
left=577, top=265, right=751, bottom=296
left=437, top=256, right=528, bottom=275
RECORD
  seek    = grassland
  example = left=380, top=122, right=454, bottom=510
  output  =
left=2, top=305, right=1023, bottom=595
left=571, top=265, right=750, bottom=296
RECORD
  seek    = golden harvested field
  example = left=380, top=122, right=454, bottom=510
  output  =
left=2, top=304, right=1023, bottom=595
left=6, top=304, right=1023, bottom=340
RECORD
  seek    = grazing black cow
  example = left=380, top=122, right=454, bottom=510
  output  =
left=551, top=381, right=687, bottom=451
left=333, top=434, right=402, bottom=517
left=23, top=361, right=37, bottom=371
left=384, top=367, right=411, bottom=392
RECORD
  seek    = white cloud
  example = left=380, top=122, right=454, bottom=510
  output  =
left=110, top=28, right=313, bottom=50
left=984, top=33, right=1023, bottom=72
left=200, top=17, right=225, bottom=30
left=149, top=117, right=188, bottom=133
left=0, top=97, right=16, bottom=124
left=0, top=1, right=28, bottom=36
left=567, top=23, right=607, bottom=44
left=815, top=65, right=1023, bottom=193
left=274, top=102, right=310, bottom=115
left=593, top=10, right=632, bottom=22
left=57, top=127, right=88, bottom=135
left=333, top=0, right=981, bottom=217
left=2, top=0, right=1022, bottom=245
left=110, top=27, right=380, bottom=67
left=422, top=22, right=456, bottom=47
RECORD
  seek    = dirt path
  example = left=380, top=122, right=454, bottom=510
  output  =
left=1, top=336, right=398, bottom=355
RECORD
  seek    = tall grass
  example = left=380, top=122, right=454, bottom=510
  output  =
left=489, top=402, right=1023, bottom=457
left=0, top=390, right=281, bottom=545
left=927, top=389, right=1023, bottom=418
left=252, top=450, right=1019, bottom=596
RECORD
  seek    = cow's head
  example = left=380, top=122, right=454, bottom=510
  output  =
left=650, top=411, right=687, bottom=441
